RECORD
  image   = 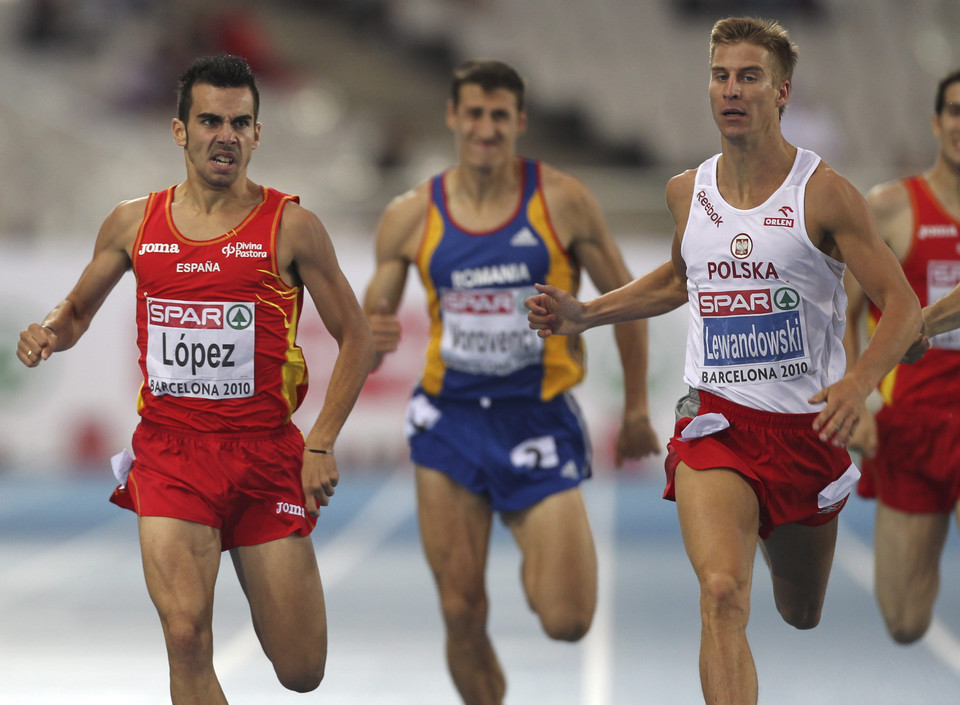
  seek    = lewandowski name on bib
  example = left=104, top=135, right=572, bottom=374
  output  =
left=439, top=286, right=542, bottom=376
left=145, top=297, right=256, bottom=399
left=697, top=287, right=812, bottom=385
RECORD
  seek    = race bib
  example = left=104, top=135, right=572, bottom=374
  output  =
left=928, top=261, right=960, bottom=350
left=439, top=286, right=542, bottom=376
left=697, top=287, right=812, bottom=385
left=145, top=297, right=256, bottom=399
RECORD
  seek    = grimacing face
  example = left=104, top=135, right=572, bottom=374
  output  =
left=174, top=83, right=261, bottom=188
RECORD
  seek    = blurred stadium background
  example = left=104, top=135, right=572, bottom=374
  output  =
left=2, top=0, right=959, bottom=475
left=2, top=2, right=960, bottom=704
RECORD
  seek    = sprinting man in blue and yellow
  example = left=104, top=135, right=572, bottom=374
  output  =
left=362, top=58, right=659, bottom=705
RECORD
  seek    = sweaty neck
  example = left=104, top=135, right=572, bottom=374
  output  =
left=717, top=138, right=797, bottom=210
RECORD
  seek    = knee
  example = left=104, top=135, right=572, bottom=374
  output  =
left=777, top=601, right=823, bottom=630
left=439, top=589, right=489, bottom=638
left=162, top=616, right=213, bottom=666
left=885, top=616, right=929, bottom=645
left=540, top=608, right=592, bottom=642
left=276, top=659, right=325, bottom=693
left=699, top=572, right=750, bottom=625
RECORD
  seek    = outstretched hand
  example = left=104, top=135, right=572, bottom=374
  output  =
left=525, top=283, right=587, bottom=338
left=808, top=374, right=872, bottom=447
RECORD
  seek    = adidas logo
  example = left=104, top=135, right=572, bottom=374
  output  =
left=510, top=227, right=539, bottom=246
left=560, top=460, right=580, bottom=480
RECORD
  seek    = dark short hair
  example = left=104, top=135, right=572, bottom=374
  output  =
left=450, top=59, right=525, bottom=111
left=935, top=69, right=960, bottom=115
left=176, top=54, right=260, bottom=123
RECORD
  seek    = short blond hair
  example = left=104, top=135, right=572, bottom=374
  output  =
left=710, top=17, right=798, bottom=87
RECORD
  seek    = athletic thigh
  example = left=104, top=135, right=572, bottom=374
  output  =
left=416, top=465, right=494, bottom=597
left=138, top=516, right=223, bottom=623
left=875, top=503, right=950, bottom=596
left=230, top=534, right=326, bottom=662
left=503, top=487, right=597, bottom=607
left=760, top=517, right=838, bottom=612
left=674, top=463, right=760, bottom=588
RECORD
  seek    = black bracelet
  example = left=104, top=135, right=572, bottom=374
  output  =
left=307, top=448, right=334, bottom=455
left=41, top=324, right=57, bottom=335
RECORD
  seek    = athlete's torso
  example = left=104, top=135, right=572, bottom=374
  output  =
left=416, top=158, right=583, bottom=401
left=869, top=174, right=960, bottom=408
left=133, top=185, right=309, bottom=431
left=681, top=148, right=847, bottom=413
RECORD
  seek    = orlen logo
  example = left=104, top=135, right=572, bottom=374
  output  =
left=730, top=233, right=753, bottom=259
left=699, top=289, right=771, bottom=316
left=148, top=302, right=224, bottom=329
left=138, top=242, right=181, bottom=255
left=443, top=291, right=515, bottom=315
left=764, top=206, right=795, bottom=228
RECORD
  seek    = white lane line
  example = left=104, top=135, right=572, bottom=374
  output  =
left=0, top=514, right=131, bottom=601
left=214, top=467, right=414, bottom=677
left=582, top=479, right=616, bottom=705
left=836, top=519, right=960, bottom=675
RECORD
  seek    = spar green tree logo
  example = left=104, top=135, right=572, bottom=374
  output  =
left=226, top=304, right=253, bottom=330
left=773, top=287, right=800, bottom=311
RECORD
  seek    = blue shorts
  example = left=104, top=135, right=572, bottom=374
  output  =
left=405, top=387, right=591, bottom=512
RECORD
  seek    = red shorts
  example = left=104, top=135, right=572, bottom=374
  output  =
left=859, top=404, right=960, bottom=513
left=664, top=390, right=857, bottom=539
left=110, top=420, right=316, bottom=551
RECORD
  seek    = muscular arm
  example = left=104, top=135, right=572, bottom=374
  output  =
left=841, top=180, right=911, bottom=454
left=544, top=168, right=662, bottom=462
left=924, top=284, right=960, bottom=337
left=808, top=167, right=921, bottom=443
left=361, top=186, right=426, bottom=370
left=17, top=199, right=140, bottom=366
left=526, top=171, right=689, bottom=336
left=281, top=203, right=375, bottom=514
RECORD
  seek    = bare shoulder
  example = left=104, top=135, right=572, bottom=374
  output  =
left=539, top=161, right=587, bottom=196
left=805, top=162, right=869, bottom=223
left=108, top=196, right=149, bottom=229
left=864, top=177, right=911, bottom=222
left=665, top=168, right=696, bottom=218
left=376, top=180, right=432, bottom=260
left=98, top=196, right=150, bottom=253
left=538, top=161, right=597, bottom=216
